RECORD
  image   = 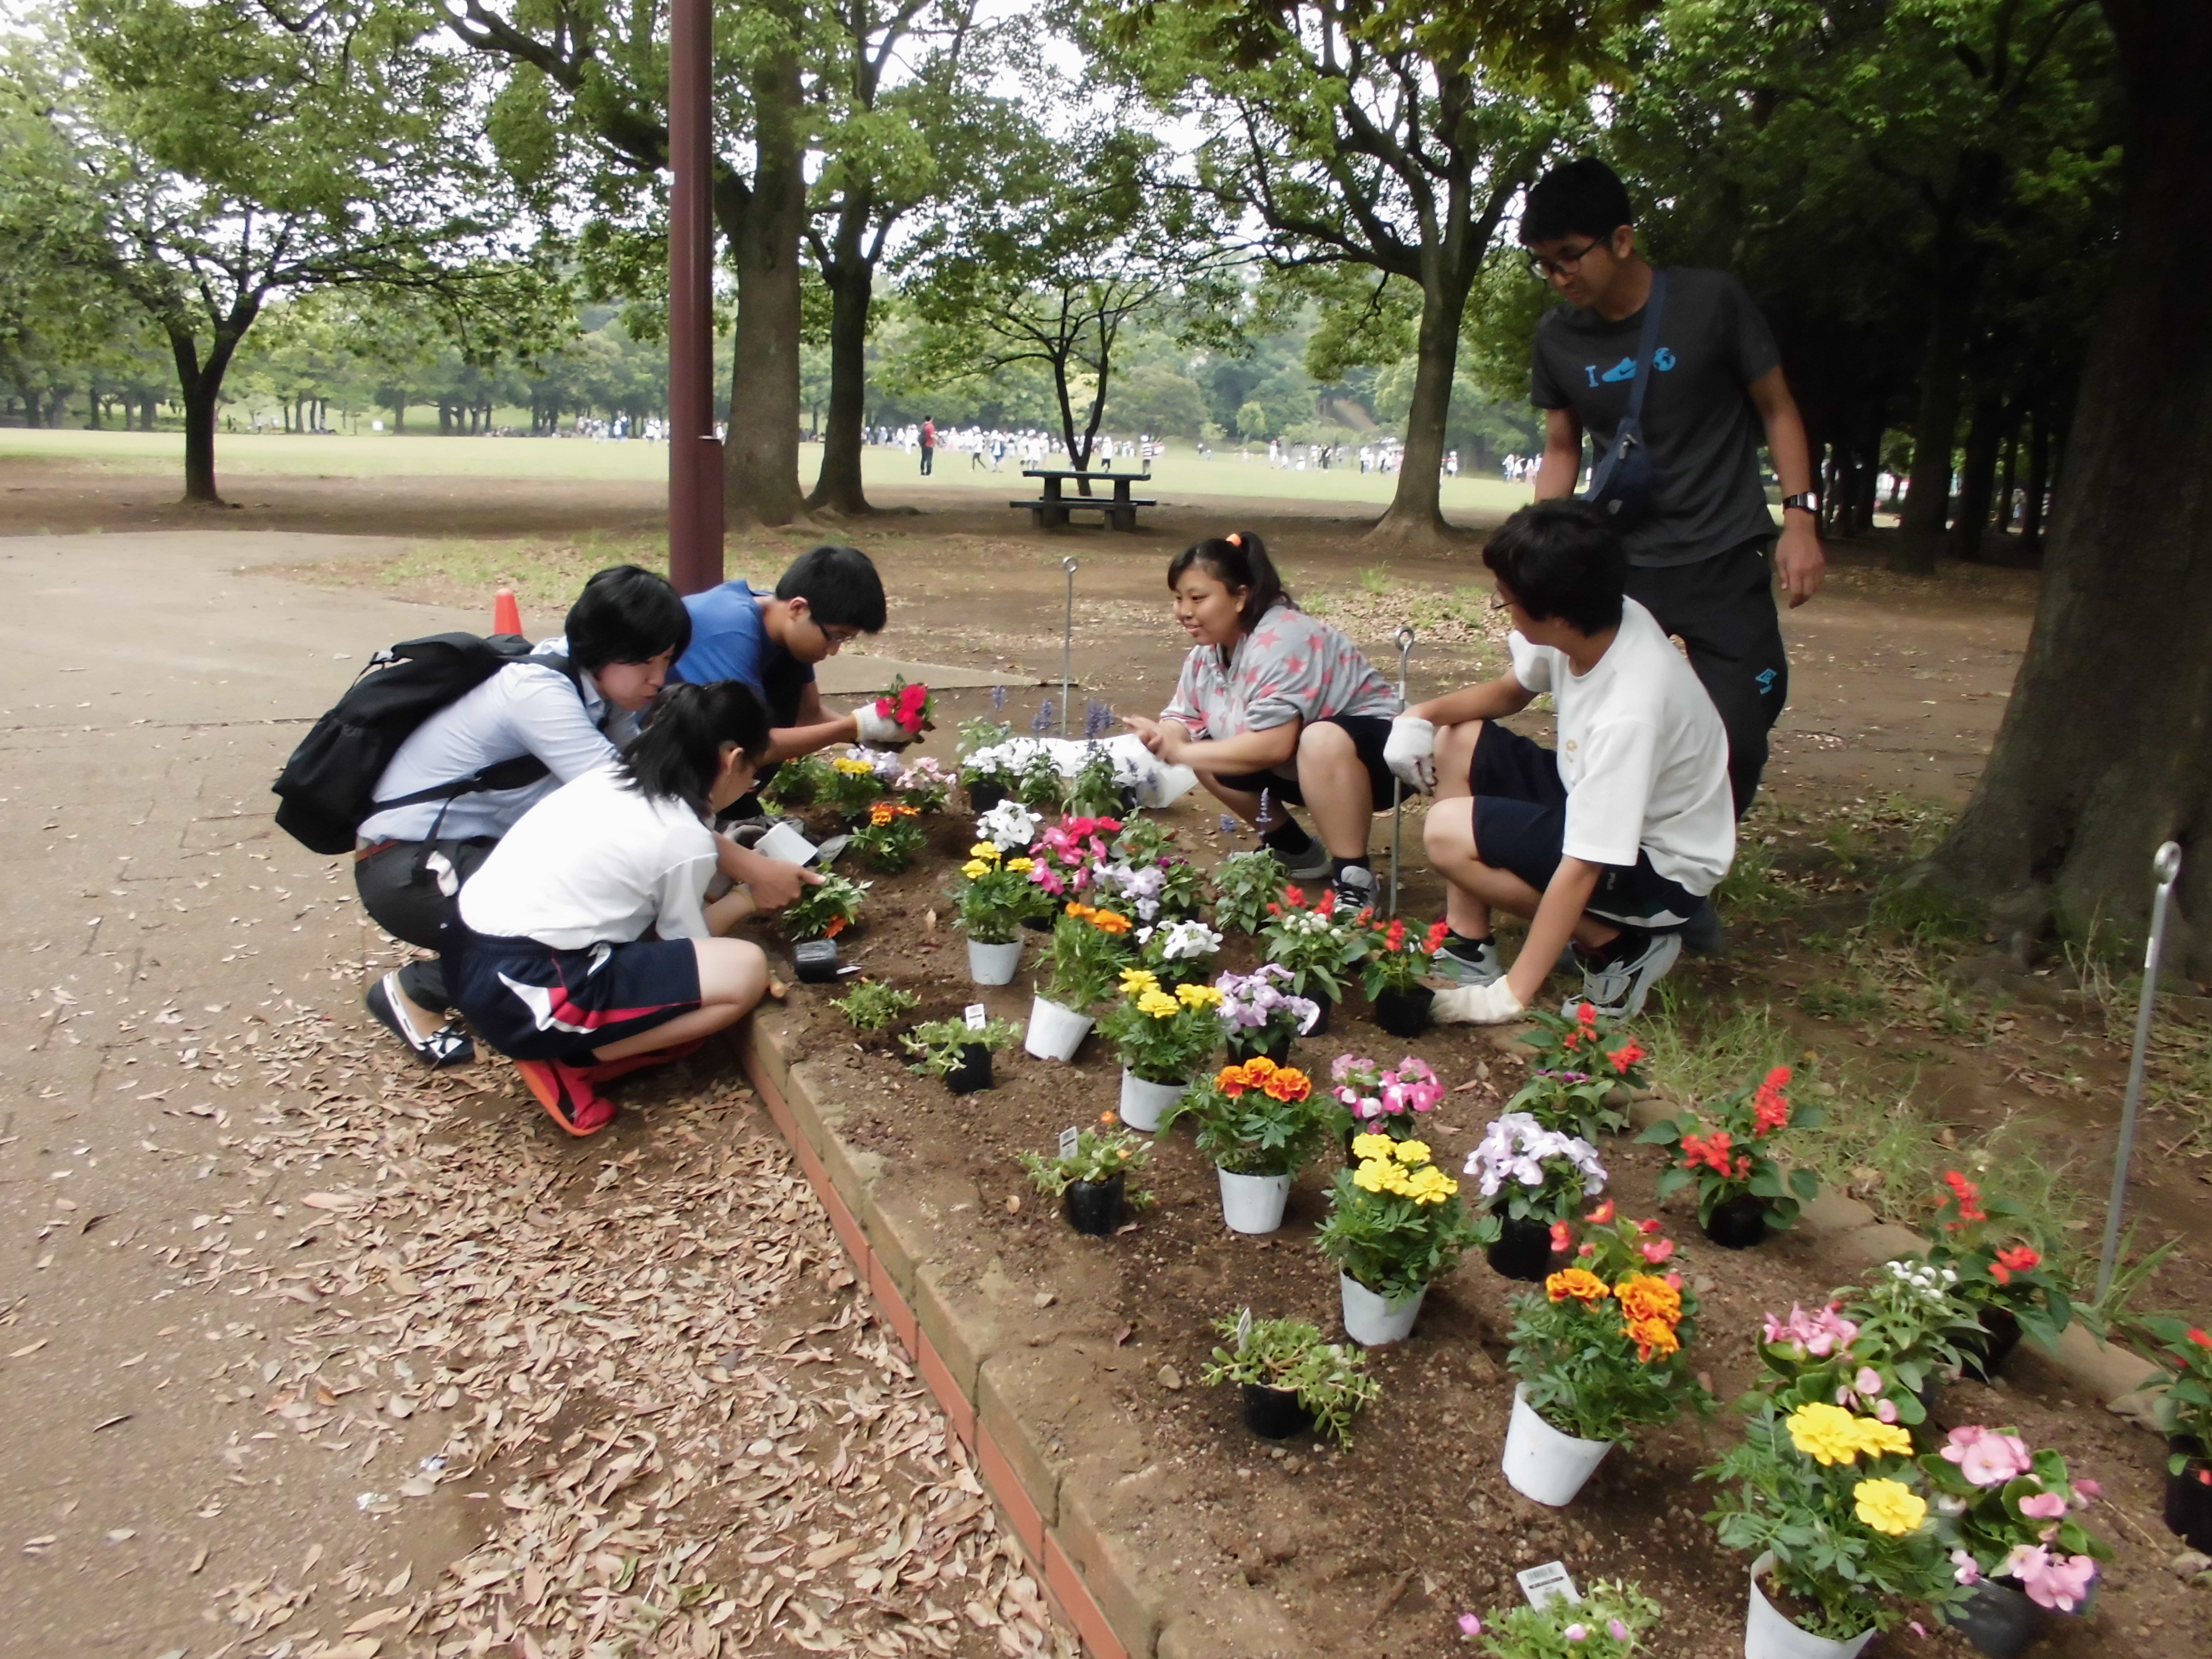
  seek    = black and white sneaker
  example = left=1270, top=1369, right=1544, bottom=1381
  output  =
left=1330, top=863, right=1379, bottom=917
left=367, top=972, right=475, bottom=1067
left=1268, top=836, right=1332, bottom=883
left=1431, top=937, right=1504, bottom=987
left=1563, top=931, right=1682, bottom=1020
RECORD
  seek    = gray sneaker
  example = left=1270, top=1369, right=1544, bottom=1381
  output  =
left=1431, top=937, right=1503, bottom=987
left=1563, top=931, right=1682, bottom=1020
left=1330, top=863, right=1379, bottom=917
left=1271, top=836, right=1332, bottom=882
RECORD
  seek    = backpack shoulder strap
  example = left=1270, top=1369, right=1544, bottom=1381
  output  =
left=1623, top=269, right=1669, bottom=427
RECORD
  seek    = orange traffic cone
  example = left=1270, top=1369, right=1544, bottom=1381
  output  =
left=492, top=588, right=523, bottom=637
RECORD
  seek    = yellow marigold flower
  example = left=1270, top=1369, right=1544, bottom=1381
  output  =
left=832, top=757, right=874, bottom=775
left=960, top=860, right=991, bottom=879
left=1851, top=1419, right=1916, bottom=1461
left=1137, top=990, right=1180, bottom=1018
left=1005, top=856, right=1034, bottom=872
left=1175, top=983, right=1223, bottom=1008
left=1788, top=1402, right=1867, bottom=1467
left=1625, top=1315, right=1681, bottom=1360
left=1350, top=1132, right=1396, bottom=1162
left=1852, top=1479, right=1928, bottom=1537
left=1393, top=1139, right=1431, bottom=1166
left=1353, top=1161, right=1391, bottom=1193
left=1546, top=1268, right=1610, bottom=1305
left=969, top=842, right=1002, bottom=860
left=1119, top=968, right=1161, bottom=995
left=1613, top=1274, right=1684, bottom=1327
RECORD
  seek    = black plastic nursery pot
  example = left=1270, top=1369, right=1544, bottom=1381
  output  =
left=1486, top=1213, right=1556, bottom=1283
left=2167, top=1438, right=2212, bottom=1551
left=1942, top=1577, right=2048, bottom=1659
left=1702, top=1193, right=1769, bottom=1250
left=1020, top=913, right=1052, bottom=933
left=1228, top=1030, right=1294, bottom=1066
left=1063, top=1173, right=1126, bottom=1237
left=1958, top=1305, right=2024, bottom=1384
left=793, top=939, right=842, bottom=984
left=967, top=780, right=1007, bottom=814
left=1241, top=1383, right=1316, bottom=1440
left=1371, top=986, right=1433, bottom=1038
left=945, top=1044, right=993, bottom=1095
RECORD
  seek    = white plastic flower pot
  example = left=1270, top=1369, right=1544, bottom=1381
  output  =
left=1743, top=1551, right=1877, bottom=1659
left=1117, top=1070, right=1186, bottom=1133
left=1338, top=1273, right=1426, bottom=1346
left=1501, top=1383, right=1613, bottom=1506
left=967, top=937, right=1023, bottom=986
left=1023, top=995, right=1093, bottom=1062
left=1216, top=1168, right=1291, bottom=1235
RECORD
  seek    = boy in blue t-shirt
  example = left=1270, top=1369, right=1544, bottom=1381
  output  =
left=672, top=544, right=916, bottom=790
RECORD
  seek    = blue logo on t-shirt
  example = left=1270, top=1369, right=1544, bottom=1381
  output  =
left=1585, top=348, right=1677, bottom=387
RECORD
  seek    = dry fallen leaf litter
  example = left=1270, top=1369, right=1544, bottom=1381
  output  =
left=93, top=953, right=1075, bottom=1659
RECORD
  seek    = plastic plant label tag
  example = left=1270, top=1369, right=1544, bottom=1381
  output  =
left=1236, top=1307, right=1253, bottom=1347
left=1516, top=1563, right=1580, bottom=1610
left=1058, top=1126, right=1081, bottom=1160
left=754, top=820, right=818, bottom=866
left=964, top=1004, right=987, bottom=1031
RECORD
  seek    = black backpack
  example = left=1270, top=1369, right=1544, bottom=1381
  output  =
left=272, top=633, right=582, bottom=855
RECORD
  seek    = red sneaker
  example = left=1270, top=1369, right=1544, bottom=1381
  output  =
left=572, top=1037, right=708, bottom=1086
left=514, top=1058, right=618, bottom=1136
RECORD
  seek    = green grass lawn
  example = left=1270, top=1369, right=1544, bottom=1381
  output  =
left=0, top=427, right=1536, bottom=516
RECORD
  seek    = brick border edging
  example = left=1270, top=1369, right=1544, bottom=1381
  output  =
left=740, top=1022, right=1136, bottom=1659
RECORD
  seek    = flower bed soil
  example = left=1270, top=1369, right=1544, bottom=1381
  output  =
left=753, top=798, right=2207, bottom=1658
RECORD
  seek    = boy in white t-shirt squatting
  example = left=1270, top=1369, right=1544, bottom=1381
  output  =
left=1381, top=499, right=1736, bottom=1022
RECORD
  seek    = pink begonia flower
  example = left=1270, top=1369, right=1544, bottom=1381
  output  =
left=1875, top=1398, right=1899, bottom=1423
left=2003, top=1545, right=2099, bottom=1612
left=1641, top=1238, right=1676, bottom=1264
left=1941, top=1424, right=2034, bottom=1487
left=1951, top=1548, right=1983, bottom=1586
left=2073, top=1479, right=2102, bottom=1503
left=1907, top=1623, right=1928, bottom=1639
left=1608, top=1619, right=1630, bottom=1640
left=1853, top=1366, right=1884, bottom=1396
left=2019, top=1491, right=2069, bottom=1520
left=1456, top=1612, right=1483, bottom=1636
left=1563, top=1625, right=1587, bottom=1643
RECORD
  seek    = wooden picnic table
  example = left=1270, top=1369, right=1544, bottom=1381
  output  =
left=1013, top=466, right=1157, bottom=531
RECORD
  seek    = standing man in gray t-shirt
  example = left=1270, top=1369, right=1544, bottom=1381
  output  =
left=1521, top=158, right=1825, bottom=854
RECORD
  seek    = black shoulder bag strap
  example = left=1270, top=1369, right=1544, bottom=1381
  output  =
left=1583, top=268, right=1670, bottom=523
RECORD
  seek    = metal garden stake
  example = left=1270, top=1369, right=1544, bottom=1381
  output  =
left=1060, top=557, right=1079, bottom=738
left=2093, top=839, right=2185, bottom=1302
left=1389, top=625, right=1416, bottom=915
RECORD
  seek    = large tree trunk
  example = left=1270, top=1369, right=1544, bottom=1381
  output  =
left=1916, top=2, right=2212, bottom=977
left=807, top=192, right=877, bottom=517
left=1366, top=270, right=1472, bottom=551
left=723, top=54, right=809, bottom=529
left=168, top=317, right=250, bottom=505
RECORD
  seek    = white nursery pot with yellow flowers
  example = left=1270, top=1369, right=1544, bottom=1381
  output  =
left=1096, top=971, right=1224, bottom=1131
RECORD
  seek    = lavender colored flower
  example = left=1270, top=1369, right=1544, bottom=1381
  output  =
left=990, top=683, right=1007, bottom=711
left=1084, top=699, right=1114, bottom=739
left=1219, top=814, right=1239, bottom=837
left=1032, top=699, right=1055, bottom=735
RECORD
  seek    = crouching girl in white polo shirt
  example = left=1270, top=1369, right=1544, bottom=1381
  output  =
left=445, top=681, right=775, bottom=1135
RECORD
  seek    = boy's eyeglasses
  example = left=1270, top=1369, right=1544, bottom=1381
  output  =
left=1526, top=237, right=1606, bottom=281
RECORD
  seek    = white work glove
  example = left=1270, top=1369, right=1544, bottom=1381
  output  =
left=1382, top=714, right=1437, bottom=793
left=854, top=705, right=916, bottom=747
left=1432, top=977, right=1524, bottom=1025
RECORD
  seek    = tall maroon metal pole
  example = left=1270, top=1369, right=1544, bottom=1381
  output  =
left=666, top=0, right=723, bottom=596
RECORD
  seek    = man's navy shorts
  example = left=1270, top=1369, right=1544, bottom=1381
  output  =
left=1467, top=723, right=1701, bottom=929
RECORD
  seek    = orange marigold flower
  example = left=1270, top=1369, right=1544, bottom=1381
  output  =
left=823, top=916, right=847, bottom=938
left=1545, top=1268, right=1610, bottom=1305
left=1215, top=1063, right=1253, bottom=1096
left=1261, top=1067, right=1311, bottom=1103
left=1090, top=910, right=1132, bottom=935
left=1615, top=1274, right=1684, bottom=1328
left=1626, top=1315, right=1682, bottom=1361
left=1100, top=1111, right=1118, bottom=1125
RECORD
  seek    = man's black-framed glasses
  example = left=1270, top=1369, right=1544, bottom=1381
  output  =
left=1526, top=237, right=1607, bottom=281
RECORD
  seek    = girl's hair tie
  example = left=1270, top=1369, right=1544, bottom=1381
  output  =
left=1226, top=531, right=1243, bottom=547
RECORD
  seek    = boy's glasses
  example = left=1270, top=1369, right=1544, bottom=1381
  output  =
left=1526, top=237, right=1606, bottom=281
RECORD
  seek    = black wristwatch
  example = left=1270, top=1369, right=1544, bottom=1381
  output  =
left=1781, top=491, right=1820, bottom=515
